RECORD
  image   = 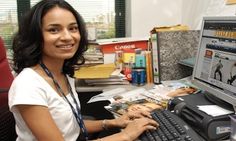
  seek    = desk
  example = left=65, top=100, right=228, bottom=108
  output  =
left=75, top=79, right=155, bottom=93
left=76, top=80, right=233, bottom=141
left=75, top=80, right=156, bottom=122
left=76, top=80, right=155, bottom=120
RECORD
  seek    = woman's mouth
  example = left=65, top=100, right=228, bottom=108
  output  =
left=57, top=44, right=73, bottom=49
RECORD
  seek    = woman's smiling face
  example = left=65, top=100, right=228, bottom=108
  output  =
left=41, top=6, right=80, bottom=61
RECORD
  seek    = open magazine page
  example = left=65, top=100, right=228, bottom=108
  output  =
left=87, top=87, right=127, bottom=103
left=102, top=87, right=166, bottom=116
left=160, top=78, right=202, bottom=98
left=88, top=78, right=202, bottom=116
left=87, top=87, right=147, bottom=103
left=105, top=98, right=164, bottom=117
left=141, top=77, right=202, bottom=108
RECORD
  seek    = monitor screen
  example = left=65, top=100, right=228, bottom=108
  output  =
left=192, top=16, right=236, bottom=110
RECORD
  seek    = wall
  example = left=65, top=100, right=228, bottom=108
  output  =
left=182, top=0, right=236, bottom=30
left=126, top=0, right=182, bottom=38
left=126, top=0, right=236, bottom=38
left=181, top=0, right=211, bottom=30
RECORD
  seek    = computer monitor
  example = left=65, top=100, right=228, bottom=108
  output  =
left=192, top=16, right=236, bottom=112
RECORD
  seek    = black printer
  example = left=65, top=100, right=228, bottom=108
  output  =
left=168, top=92, right=234, bottom=141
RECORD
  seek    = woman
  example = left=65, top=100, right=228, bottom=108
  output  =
left=9, top=0, right=158, bottom=141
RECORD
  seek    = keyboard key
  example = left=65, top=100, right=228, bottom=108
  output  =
left=138, top=110, right=205, bottom=141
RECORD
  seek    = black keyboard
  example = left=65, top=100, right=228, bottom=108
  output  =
left=139, top=110, right=205, bottom=141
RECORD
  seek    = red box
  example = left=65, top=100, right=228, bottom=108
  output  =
left=96, top=38, right=149, bottom=53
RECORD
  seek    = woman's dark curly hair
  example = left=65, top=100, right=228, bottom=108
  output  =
left=12, top=0, right=88, bottom=77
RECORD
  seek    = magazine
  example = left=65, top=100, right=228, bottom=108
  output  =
left=105, top=98, right=164, bottom=117
left=161, top=78, right=201, bottom=97
left=140, top=78, right=202, bottom=107
left=88, top=77, right=202, bottom=116
left=103, top=87, right=171, bottom=116
left=87, top=87, right=147, bottom=103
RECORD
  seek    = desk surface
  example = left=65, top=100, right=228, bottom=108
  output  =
left=75, top=79, right=155, bottom=92
left=76, top=79, right=232, bottom=141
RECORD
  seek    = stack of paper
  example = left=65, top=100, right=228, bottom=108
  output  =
left=84, top=77, right=129, bottom=85
left=74, top=63, right=115, bottom=79
left=74, top=63, right=129, bottom=85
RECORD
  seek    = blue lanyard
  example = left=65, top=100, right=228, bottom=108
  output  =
left=39, top=61, right=88, bottom=140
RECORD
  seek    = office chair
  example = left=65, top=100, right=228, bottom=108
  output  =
left=0, top=37, right=17, bottom=141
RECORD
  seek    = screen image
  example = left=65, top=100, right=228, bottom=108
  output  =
left=209, top=52, right=236, bottom=86
left=193, top=16, right=236, bottom=109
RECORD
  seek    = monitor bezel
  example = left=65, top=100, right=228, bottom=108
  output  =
left=192, top=16, right=236, bottom=112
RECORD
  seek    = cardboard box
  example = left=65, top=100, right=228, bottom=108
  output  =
left=95, top=38, right=149, bottom=54
left=151, top=24, right=189, bottom=33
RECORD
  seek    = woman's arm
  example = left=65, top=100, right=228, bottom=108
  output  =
left=84, top=119, right=118, bottom=133
left=16, top=105, right=64, bottom=141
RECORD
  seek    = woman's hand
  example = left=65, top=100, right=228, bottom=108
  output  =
left=121, top=117, right=159, bottom=141
left=113, top=110, right=152, bottom=128
left=98, top=117, right=159, bottom=141
left=126, top=110, right=152, bottom=119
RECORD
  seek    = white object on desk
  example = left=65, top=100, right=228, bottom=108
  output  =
left=103, top=53, right=115, bottom=64
left=87, top=87, right=127, bottom=103
left=88, top=87, right=148, bottom=104
left=197, top=105, right=234, bottom=117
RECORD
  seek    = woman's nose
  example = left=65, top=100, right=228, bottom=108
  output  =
left=61, top=29, right=73, bottom=40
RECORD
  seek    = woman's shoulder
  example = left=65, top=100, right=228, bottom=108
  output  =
left=13, top=68, right=44, bottom=85
left=15, top=68, right=38, bottom=79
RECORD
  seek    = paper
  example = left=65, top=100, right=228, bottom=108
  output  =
left=87, top=87, right=127, bottom=103
left=198, top=105, right=234, bottom=117
left=87, top=87, right=147, bottom=103
left=74, top=63, right=115, bottom=79
left=103, top=53, right=115, bottom=64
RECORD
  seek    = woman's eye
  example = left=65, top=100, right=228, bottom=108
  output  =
left=48, top=28, right=59, bottom=33
left=70, top=26, right=79, bottom=32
